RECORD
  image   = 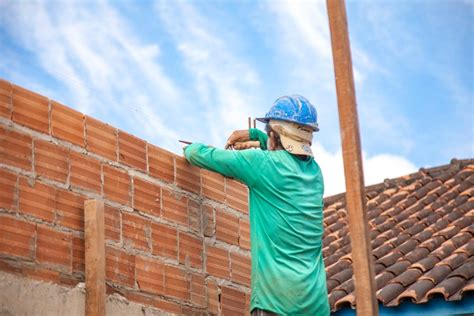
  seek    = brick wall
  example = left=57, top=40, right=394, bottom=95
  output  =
left=0, top=79, right=251, bottom=314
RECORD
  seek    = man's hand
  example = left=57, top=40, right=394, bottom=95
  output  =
left=225, top=130, right=250, bottom=149
left=233, top=141, right=260, bottom=150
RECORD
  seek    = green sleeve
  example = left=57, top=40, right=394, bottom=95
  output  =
left=184, top=143, right=267, bottom=187
left=249, top=128, right=268, bottom=150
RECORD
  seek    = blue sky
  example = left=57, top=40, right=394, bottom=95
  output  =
left=0, top=0, right=472, bottom=195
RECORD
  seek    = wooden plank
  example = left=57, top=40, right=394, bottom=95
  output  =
left=84, top=199, right=106, bottom=316
left=326, top=1, right=379, bottom=315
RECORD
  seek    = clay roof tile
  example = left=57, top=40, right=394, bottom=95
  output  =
left=398, top=239, right=419, bottom=255
left=377, top=283, right=406, bottom=305
left=421, top=265, right=452, bottom=284
left=386, top=260, right=411, bottom=276
left=375, top=271, right=395, bottom=290
left=328, top=290, right=348, bottom=309
left=390, top=268, right=423, bottom=287
left=426, top=276, right=465, bottom=301
left=450, top=231, right=472, bottom=248
left=396, top=279, right=435, bottom=303
left=448, top=278, right=474, bottom=301
left=325, top=258, right=352, bottom=277
left=373, top=243, right=396, bottom=259
left=410, top=256, right=440, bottom=272
left=405, top=247, right=431, bottom=264
left=323, top=160, right=474, bottom=312
left=448, top=260, right=474, bottom=280
left=334, top=294, right=355, bottom=311
left=439, top=252, right=468, bottom=270
left=455, top=240, right=474, bottom=256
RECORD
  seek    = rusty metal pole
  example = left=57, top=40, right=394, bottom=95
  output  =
left=326, top=1, right=379, bottom=315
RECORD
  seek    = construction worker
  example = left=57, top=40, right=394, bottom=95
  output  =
left=184, top=95, right=330, bottom=315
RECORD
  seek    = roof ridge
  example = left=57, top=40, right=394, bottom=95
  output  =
left=324, top=158, right=474, bottom=204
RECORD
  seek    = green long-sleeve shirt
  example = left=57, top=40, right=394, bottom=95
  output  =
left=184, top=128, right=330, bottom=315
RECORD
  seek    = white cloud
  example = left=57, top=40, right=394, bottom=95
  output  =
left=313, top=143, right=417, bottom=197
left=363, top=153, right=417, bottom=186
left=257, top=0, right=411, bottom=156
left=156, top=0, right=264, bottom=147
left=0, top=1, right=180, bottom=149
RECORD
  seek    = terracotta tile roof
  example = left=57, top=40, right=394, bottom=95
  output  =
left=322, top=158, right=474, bottom=312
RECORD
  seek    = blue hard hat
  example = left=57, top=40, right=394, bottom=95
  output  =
left=256, top=95, right=319, bottom=131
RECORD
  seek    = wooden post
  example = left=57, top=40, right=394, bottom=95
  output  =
left=326, top=0, right=379, bottom=315
left=84, top=199, right=106, bottom=316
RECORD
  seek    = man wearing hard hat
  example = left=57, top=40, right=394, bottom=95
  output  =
left=184, top=95, right=330, bottom=315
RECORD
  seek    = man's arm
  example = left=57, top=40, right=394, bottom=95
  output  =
left=184, top=143, right=267, bottom=187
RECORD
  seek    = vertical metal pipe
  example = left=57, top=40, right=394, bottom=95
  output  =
left=326, top=0, right=379, bottom=315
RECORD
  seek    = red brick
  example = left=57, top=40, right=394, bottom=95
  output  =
left=105, top=205, right=120, bottom=242
left=188, top=199, right=201, bottom=232
left=136, top=255, right=165, bottom=295
left=230, top=252, right=251, bottom=286
left=36, top=225, right=72, bottom=269
left=162, top=189, right=188, bottom=225
left=72, top=236, right=85, bottom=272
left=59, top=274, right=81, bottom=287
left=125, top=292, right=182, bottom=314
left=133, top=177, right=160, bottom=216
left=118, top=130, right=146, bottom=171
left=239, top=218, right=251, bottom=250
left=175, top=156, right=200, bottom=194
left=106, top=247, right=135, bottom=287
left=151, top=222, right=178, bottom=260
left=19, top=178, right=55, bottom=222
left=56, top=189, right=85, bottom=230
left=206, top=245, right=230, bottom=279
left=0, top=259, right=22, bottom=274
left=122, top=212, right=150, bottom=251
left=152, top=298, right=183, bottom=313
left=164, top=265, right=189, bottom=300
left=123, top=291, right=154, bottom=306
left=0, top=126, right=32, bottom=170
left=70, top=151, right=102, bottom=193
left=179, top=232, right=203, bottom=269
left=216, top=209, right=239, bottom=245
left=226, top=179, right=248, bottom=214
left=51, top=101, right=84, bottom=147
left=103, top=165, right=130, bottom=205
left=0, top=79, right=12, bottom=119
left=0, top=215, right=35, bottom=258
left=221, top=286, right=246, bottom=315
left=23, top=266, right=60, bottom=283
left=245, top=291, right=251, bottom=316
left=34, top=140, right=69, bottom=183
left=190, top=273, right=206, bottom=307
left=203, top=205, right=215, bottom=237
left=202, top=169, right=225, bottom=202
left=0, top=168, right=16, bottom=209
left=85, top=116, right=117, bottom=160
left=148, top=144, right=174, bottom=183
left=207, top=278, right=220, bottom=314
left=12, top=85, right=49, bottom=133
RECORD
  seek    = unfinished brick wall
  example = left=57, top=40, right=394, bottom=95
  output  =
left=0, top=79, right=251, bottom=314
